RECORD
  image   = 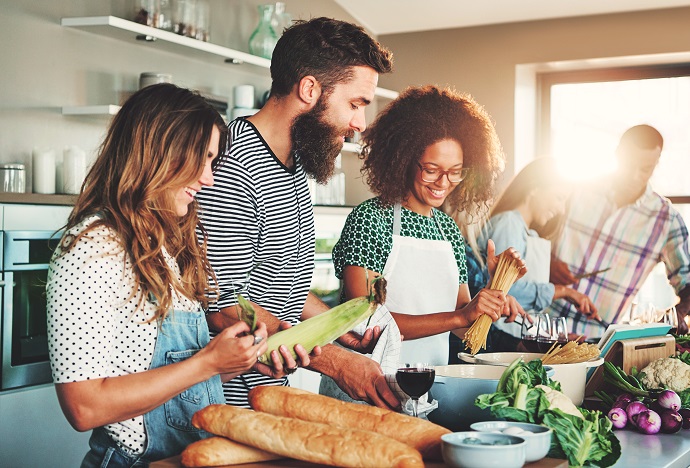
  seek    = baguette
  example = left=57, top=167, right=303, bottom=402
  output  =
left=248, top=386, right=449, bottom=461
left=192, top=404, right=423, bottom=468
left=181, top=436, right=282, bottom=467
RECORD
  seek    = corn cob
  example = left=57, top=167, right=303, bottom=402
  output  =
left=257, top=297, right=375, bottom=365
left=236, top=294, right=257, bottom=333
left=257, top=277, right=387, bottom=365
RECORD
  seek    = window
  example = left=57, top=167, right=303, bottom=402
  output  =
left=539, top=65, right=690, bottom=310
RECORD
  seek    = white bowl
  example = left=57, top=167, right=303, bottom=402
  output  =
left=470, top=421, right=552, bottom=462
left=441, top=431, right=526, bottom=468
left=457, top=352, right=604, bottom=405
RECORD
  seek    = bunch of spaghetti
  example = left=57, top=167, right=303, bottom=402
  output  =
left=541, top=340, right=600, bottom=364
left=463, top=252, right=522, bottom=355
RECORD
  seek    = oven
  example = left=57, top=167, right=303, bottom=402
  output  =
left=1, top=230, right=62, bottom=390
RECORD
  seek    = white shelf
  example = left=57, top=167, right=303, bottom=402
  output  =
left=60, top=16, right=398, bottom=99
left=62, top=105, right=121, bottom=116
left=342, top=142, right=362, bottom=154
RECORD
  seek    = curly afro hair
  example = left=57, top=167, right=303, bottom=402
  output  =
left=360, top=85, right=504, bottom=218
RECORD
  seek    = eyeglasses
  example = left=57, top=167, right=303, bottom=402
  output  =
left=416, top=163, right=469, bottom=183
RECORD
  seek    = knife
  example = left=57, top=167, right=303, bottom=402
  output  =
left=574, top=267, right=611, bottom=280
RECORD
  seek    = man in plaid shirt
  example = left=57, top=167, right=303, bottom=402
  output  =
left=546, top=125, right=690, bottom=338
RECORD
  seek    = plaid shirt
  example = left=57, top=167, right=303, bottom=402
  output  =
left=545, top=183, right=690, bottom=337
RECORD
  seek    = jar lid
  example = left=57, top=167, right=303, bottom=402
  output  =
left=0, top=163, right=25, bottom=170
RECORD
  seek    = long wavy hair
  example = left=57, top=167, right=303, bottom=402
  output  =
left=361, top=85, right=504, bottom=218
left=490, top=157, right=569, bottom=241
left=60, top=83, right=227, bottom=320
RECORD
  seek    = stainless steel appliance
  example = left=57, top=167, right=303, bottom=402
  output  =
left=1, top=230, right=62, bottom=390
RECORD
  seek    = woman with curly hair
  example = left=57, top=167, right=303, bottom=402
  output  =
left=331, top=85, right=525, bottom=370
left=46, top=84, right=277, bottom=466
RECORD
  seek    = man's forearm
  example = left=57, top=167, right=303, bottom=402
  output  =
left=305, top=343, right=348, bottom=378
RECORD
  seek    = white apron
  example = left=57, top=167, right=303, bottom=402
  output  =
left=384, top=204, right=460, bottom=366
left=493, top=228, right=551, bottom=338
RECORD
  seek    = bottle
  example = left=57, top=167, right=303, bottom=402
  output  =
left=248, top=4, right=278, bottom=59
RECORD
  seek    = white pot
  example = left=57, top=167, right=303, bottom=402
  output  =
left=458, top=352, right=604, bottom=405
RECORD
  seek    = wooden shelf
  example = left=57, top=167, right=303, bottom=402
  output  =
left=0, top=193, right=77, bottom=205
left=342, top=142, right=362, bottom=154
left=60, top=16, right=399, bottom=100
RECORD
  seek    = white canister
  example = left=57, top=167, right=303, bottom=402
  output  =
left=233, top=85, right=255, bottom=109
left=62, top=146, right=87, bottom=195
left=32, top=147, right=56, bottom=194
left=139, top=72, right=173, bottom=89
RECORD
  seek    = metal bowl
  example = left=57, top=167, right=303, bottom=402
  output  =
left=428, top=365, right=506, bottom=431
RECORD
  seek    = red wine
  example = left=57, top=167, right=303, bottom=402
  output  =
left=518, top=338, right=558, bottom=353
left=396, top=368, right=435, bottom=399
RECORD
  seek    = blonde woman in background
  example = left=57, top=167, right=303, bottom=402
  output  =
left=475, top=157, right=599, bottom=352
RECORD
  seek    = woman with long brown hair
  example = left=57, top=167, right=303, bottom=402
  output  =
left=47, top=83, right=271, bottom=466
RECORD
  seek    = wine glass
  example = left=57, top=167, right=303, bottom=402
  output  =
left=396, top=363, right=435, bottom=417
left=551, top=317, right=568, bottom=343
left=664, top=306, right=679, bottom=334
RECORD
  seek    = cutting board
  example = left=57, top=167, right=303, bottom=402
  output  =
left=151, top=455, right=568, bottom=467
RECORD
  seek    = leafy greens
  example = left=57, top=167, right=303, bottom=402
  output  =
left=474, top=358, right=621, bottom=467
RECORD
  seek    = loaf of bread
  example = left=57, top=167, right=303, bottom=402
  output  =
left=248, top=385, right=449, bottom=461
left=192, top=404, right=424, bottom=468
left=181, top=436, right=282, bottom=467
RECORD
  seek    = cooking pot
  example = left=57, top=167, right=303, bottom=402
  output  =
left=428, top=365, right=509, bottom=431
left=458, top=352, right=604, bottom=405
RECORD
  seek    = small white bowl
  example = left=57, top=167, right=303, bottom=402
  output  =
left=441, top=431, right=526, bottom=468
left=470, top=421, right=552, bottom=463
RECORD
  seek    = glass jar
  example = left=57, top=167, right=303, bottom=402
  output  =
left=0, top=163, right=25, bottom=193
left=133, top=0, right=158, bottom=27
left=172, top=0, right=197, bottom=38
left=248, top=4, right=278, bottom=59
left=195, top=0, right=210, bottom=41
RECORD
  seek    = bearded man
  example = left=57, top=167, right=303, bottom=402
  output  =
left=196, top=17, right=397, bottom=409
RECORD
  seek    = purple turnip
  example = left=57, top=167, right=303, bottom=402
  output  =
left=678, top=408, right=690, bottom=430
left=626, top=400, right=648, bottom=426
left=657, top=390, right=682, bottom=412
left=660, top=409, right=683, bottom=434
left=633, top=410, right=662, bottom=435
left=607, top=407, right=628, bottom=429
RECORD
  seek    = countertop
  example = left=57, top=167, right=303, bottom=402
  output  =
left=0, top=193, right=76, bottom=205
left=149, top=429, right=690, bottom=468
left=151, top=456, right=567, bottom=467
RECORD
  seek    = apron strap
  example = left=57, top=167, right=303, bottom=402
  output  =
left=393, top=203, right=448, bottom=240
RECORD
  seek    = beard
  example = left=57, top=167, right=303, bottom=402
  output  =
left=290, top=98, right=353, bottom=184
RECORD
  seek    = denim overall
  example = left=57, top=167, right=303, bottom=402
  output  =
left=81, top=307, right=224, bottom=467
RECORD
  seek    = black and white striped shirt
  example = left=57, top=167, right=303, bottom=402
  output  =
left=197, top=118, right=315, bottom=407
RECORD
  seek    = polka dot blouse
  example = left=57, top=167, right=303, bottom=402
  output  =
left=332, top=197, right=468, bottom=283
left=46, top=215, right=198, bottom=456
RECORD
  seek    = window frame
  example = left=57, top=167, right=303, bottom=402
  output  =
left=537, top=63, right=690, bottom=205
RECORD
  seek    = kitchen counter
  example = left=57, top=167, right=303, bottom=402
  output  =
left=149, top=429, right=690, bottom=468
left=0, top=193, right=76, bottom=205
left=151, top=456, right=568, bottom=467
left=611, top=429, right=690, bottom=468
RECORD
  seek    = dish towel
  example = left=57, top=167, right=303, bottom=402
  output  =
left=351, top=304, right=438, bottom=418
